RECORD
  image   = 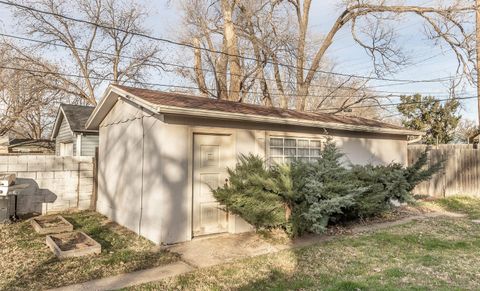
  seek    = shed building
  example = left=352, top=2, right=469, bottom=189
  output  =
left=51, top=104, right=98, bottom=156
left=86, top=84, right=423, bottom=245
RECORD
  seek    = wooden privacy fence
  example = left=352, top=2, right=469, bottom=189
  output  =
left=408, top=144, right=480, bottom=197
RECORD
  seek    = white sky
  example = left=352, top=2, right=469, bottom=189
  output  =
left=0, top=0, right=476, bottom=121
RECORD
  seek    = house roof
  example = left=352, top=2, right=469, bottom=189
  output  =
left=51, top=104, right=98, bottom=139
left=86, top=84, right=424, bottom=136
left=0, top=138, right=55, bottom=153
left=8, top=139, right=55, bottom=149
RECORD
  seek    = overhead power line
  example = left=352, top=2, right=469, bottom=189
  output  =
left=0, top=64, right=416, bottom=99
left=0, top=32, right=396, bottom=93
left=317, top=95, right=476, bottom=111
left=0, top=0, right=465, bottom=84
left=1, top=65, right=472, bottom=101
left=0, top=32, right=468, bottom=96
left=0, top=65, right=473, bottom=111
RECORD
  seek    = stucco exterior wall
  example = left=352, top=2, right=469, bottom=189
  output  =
left=164, top=115, right=408, bottom=166
left=137, top=119, right=203, bottom=244
left=97, top=101, right=408, bottom=245
left=332, top=131, right=407, bottom=166
left=97, top=100, right=146, bottom=235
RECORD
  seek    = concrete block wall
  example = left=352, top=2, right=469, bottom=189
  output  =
left=0, top=155, right=94, bottom=215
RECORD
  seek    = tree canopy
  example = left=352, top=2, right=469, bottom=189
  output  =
left=397, top=94, right=461, bottom=144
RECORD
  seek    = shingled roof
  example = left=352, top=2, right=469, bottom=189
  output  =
left=52, top=104, right=97, bottom=139
left=86, top=84, right=423, bottom=136
left=61, top=104, right=96, bottom=132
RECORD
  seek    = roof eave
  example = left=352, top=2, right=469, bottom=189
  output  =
left=50, top=107, right=65, bottom=140
left=85, top=85, right=116, bottom=130
left=87, top=85, right=424, bottom=136
left=73, top=130, right=99, bottom=134
left=156, top=106, right=423, bottom=136
left=86, top=85, right=161, bottom=129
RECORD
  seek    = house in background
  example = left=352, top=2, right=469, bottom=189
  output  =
left=0, top=136, right=54, bottom=154
left=51, top=104, right=98, bottom=156
left=469, top=132, right=480, bottom=148
left=86, top=84, right=424, bottom=245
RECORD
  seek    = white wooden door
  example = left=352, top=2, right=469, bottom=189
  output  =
left=193, top=133, right=234, bottom=236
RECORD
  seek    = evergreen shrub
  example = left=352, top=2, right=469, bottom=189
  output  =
left=212, top=140, right=441, bottom=236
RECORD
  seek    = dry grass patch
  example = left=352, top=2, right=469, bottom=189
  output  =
left=430, top=196, right=480, bottom=219
left=0, top=211, right=178, bottom=290
left=128, top=217, right=480, bottom=290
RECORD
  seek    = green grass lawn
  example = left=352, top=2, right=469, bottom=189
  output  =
left=129, top=216, right=480, bottom=290
left=432, top=196, right=480, bottom=219
left=0, top=211, right=179, bottom=290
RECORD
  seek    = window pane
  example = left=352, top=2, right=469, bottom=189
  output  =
left=284, top=139, right=296, bottom=147
left=284, top=148, right=296, bottom=156
left=310, top=140, right=322, bottom=148
left=297, top=139, right=309, bottom=147
left=270, top=138, right=283, bottom=147
left=270, top=147, right=283, bottom=156
left=298, top=148, right=309, bottom=157
left=268, top=137, right=324, bottom=165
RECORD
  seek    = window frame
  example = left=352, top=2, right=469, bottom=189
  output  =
left=59, top=142, right=74, bottom=156
left=268, top=135, right=324, bottom=164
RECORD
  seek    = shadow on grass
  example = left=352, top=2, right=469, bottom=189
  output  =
left=236, top=268, right=314, bottom=291
left=1, top=211, right=179, bottom=290
left=143, top=217, right=480, bottom=291
left=62, top=212, right=131, bottom=251
left=434, top=196, right=480, bottom=219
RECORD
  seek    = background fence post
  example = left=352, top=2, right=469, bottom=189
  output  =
left=408, top=144, right=479, bottom=198
left=90, top=147, right=99, bottom=210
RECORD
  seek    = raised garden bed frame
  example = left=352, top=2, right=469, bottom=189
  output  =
left=31, top=215, right=74, bottom=235
left=46, top=231, right=101, bottom=259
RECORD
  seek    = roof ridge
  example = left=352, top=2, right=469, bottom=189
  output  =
left=60, top=103, right=95, bottom=108
left=112, top=84, right=398, bottom=128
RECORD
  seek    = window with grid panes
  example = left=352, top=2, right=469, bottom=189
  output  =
left=269, top=137, right=322, bottom=164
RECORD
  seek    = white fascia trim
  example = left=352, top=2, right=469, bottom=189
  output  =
left=118, top=91, right=159, bottom=114
left=51, top=106, right=76, bottom=140
left=407, top=135, right=423, bottom=144
left=87, top=85, right=424, bottom=136
left=86, top=85, right=159, bottom=129
left=156, top=105, right=424, bottom=136
left=85, top=85, right=115, bottom=129
left=50, top=108, right=63, bottom=140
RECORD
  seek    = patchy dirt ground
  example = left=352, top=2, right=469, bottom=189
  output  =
left=426, top=196, right=480, bottom=219
left=128, top=198, right=480, bottom=290
left=0, top=211, right=179, bottom=290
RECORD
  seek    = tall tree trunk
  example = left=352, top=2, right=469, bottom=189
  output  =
left=296, top=83, right=309, bottom=111
left=193, top=38, right=209, bottom=96
left=243, top=10, right=273, bottom=107
left=221, top=0, right=242, bottom=101
left=272, top=53, right=288, bottom=109
left=216, top=36, right=229, bottom=100
left=295, top=0, right=312, bottom=111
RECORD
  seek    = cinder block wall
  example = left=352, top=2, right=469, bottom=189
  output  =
left=0, top=155, right=94, bottom=214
